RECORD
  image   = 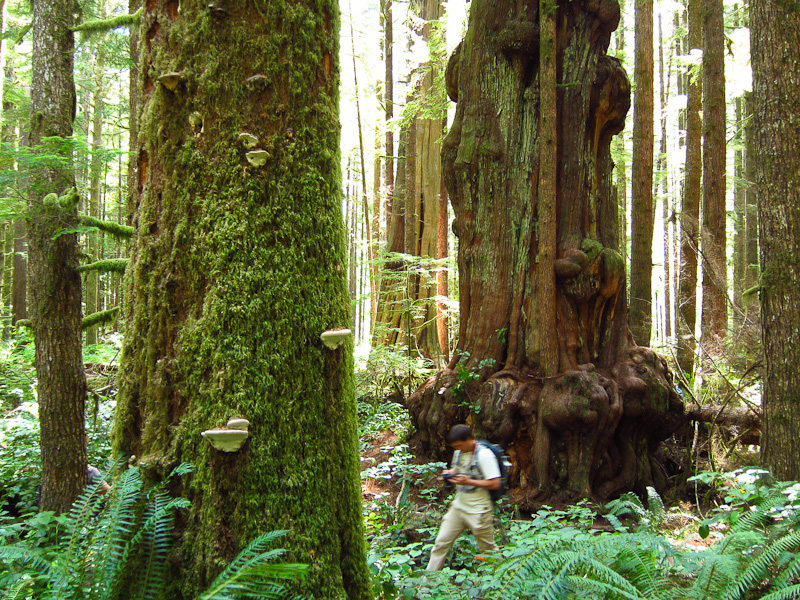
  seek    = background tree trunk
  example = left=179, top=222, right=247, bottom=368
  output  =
left=372, top=0, right=448, bottom=365
left=701, top=0, right=727, bottom=349
left=676, top=0, right=701, bottom=376
left=629, top=0, right=654, bottom=347
left=85, top=46, right=105, bottom=346
left=408, top=0, right=685, bottom=507
left=113, top=1, right=370, bottom=597
left=752, top=0, right=800, bottom=480
left=29, top=0, right=87, bottom=514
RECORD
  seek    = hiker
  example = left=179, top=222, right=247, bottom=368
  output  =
left=426, top=424, right=500, bottom=571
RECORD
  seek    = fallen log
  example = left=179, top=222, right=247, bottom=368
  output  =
left=686, top=404, right=761, bottom=445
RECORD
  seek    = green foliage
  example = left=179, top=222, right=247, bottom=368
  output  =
left=356, top=344, right=429, bottom=408
left=0, top=463, right=306, bottom=600
left=452, top=351, right=496, bottom=410
left=0, top=402, right=43, bottom=511
left=0, top=333, right=36, bottom=409
left=367, top=480, right=800, bottom=600
left=0, top=336, right=119, bottom=513
left=605, top=486, right=668, bottom=532
left=358, top=399, right=410, bottom=440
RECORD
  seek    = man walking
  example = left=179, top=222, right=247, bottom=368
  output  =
left=426, top=424, right=500, bottom=571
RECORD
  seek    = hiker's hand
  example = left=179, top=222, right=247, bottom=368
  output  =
left=440, top=468, right=458, bottom=481
left=450, top=474, right=470, bottom=485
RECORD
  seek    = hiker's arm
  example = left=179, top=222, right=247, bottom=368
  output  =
left=450, top=475, right=500, bottom=489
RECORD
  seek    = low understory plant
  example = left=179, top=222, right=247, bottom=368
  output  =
left=368, top=476, right=800, bottom=600
left=0, top=461, right=308, bottom=600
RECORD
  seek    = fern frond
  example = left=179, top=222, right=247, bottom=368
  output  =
left=0, top=546, right=76, bottom=600
left=205, top=531, right=290, bottom=589
left=689, top=550, right=745, bottom=599
left=720, top=530, right=800, bottom=600
left=198, top=531, right=308, bottom=600
left=198, top=562, right=309, bottom=600
left=760, top=583, right=800, bottom=600
left=112, top=489, right=181, bottom=600
left=769, top=552, right=800, bottom=589
left=646, top=486, right=666, bottom=526
left=85, top=467, right=144, bottom=600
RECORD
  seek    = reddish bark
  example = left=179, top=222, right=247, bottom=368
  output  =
left=408, top=0, right=685, bottom=506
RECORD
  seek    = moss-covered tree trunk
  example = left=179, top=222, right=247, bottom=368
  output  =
left=29, top=0, right=88, bottom=514
left=407, top=0, right=685, bottom=507
left=752, top=0, right=800, bottom=481
left=113, top=1, right=370, bottom=598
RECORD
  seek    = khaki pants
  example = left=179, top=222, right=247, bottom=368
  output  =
left=426, top=505, right=498, bottom=571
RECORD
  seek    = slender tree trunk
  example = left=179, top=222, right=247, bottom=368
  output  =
left=657, top=12, right=672, bottom=341
left=349, top=7, right=376, bottom=330
left=86, top=48, right=105, bottom=346
left=114, top=1, right=370, bottom=596
left=614, top=6, right=627, bottom=268
left=629, top=0, right=655, bottom=347
left=537, top=0, right=558, bottom=377
left=436, top=168, right=449, bottom=361
left=2, top=222, right=10, bottom=338
left=701, top=0, right=727, bottom=348
left=752, top=0, right=800, bottom=480
left=30, top=0, right=87, bottom=514
left=743, top=91, right=759, bottom=296
left=382, top=0, right=394, bottom=235
left=732, top=96, right=745, bottom=322
left=676, top=0, right=702, bottom=376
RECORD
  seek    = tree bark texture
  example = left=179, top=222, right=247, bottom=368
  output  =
left=407, top=0, right=685, bottom=507
left=628, top=0, right=654, bottom=347
left=752, top=0, right=800, bottom=481
left=113, top=1, right=370, bottom=597
left=701, top=0, right=727, bottom=347
left=29, top=0, right=88, bottom=514
left=676, top=0, right=701, bottom=376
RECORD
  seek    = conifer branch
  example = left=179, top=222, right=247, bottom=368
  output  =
left=80, top=215, right=135, bottom=239
left=82, top=307, right=120, bottom=330
left=77, top=258, right=128, bottom=274
left=74, top=8, right=142, bottom=35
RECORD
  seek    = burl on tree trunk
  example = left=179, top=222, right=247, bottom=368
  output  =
left=407, top=0, right=686, bottom=508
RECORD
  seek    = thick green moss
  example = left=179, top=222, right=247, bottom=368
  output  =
left=114, top=1, right=368, bottom=599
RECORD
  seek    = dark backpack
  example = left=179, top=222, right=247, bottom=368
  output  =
left=476, top=440, right=511, bottom=502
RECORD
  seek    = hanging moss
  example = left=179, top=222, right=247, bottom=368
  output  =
left=114, top=1, right=369, bottom=599
left=82, top=307, right=120, bottom=330
left=77, top=258, right=128, bottom=273
left=80, top=216, right=135, bottom=239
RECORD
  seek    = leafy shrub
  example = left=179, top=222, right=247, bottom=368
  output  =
left=0, top=399, right=114, bottom=514
left=0, top=332, right=36, bottom=409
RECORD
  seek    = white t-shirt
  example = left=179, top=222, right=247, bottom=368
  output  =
left=450, top=443, right=500, bottom=514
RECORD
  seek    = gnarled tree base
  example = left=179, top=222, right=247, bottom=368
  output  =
left=408, top=346, right=686, bottom=507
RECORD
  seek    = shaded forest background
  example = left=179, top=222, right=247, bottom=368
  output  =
left=0, top=0, right=764, bottom=484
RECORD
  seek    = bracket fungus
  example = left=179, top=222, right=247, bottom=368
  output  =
left=201, top=417, right=250, bottom=452
left=157, top=72, right=182, bottom=90
left=320, top=328, right=352, bottom=349
left=238, top=132, right=259, bottom=148
left=245, top=150, right=270, bottom=167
